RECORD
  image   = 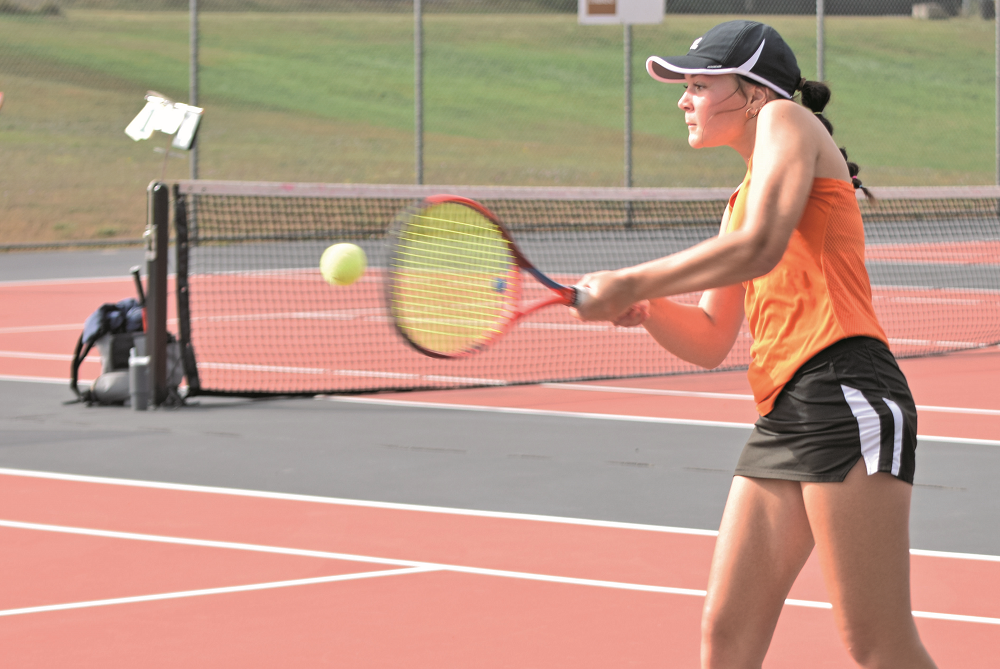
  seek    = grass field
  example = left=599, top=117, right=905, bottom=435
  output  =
left=0, top=10, right=995, bottom=244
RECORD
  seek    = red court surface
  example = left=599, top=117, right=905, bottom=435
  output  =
left=1, top=470, right=999, bottom=667
left=1, top=275, right=999, bottom=666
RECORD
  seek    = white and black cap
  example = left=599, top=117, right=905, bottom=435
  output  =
left=646, top=20, right=802, bottom=99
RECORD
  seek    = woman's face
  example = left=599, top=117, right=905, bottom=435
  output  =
left=677, top=74, right=751, bottom=150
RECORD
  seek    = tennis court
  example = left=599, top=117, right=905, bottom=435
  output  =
left=0, top=246, right=998, bottom=667
left=4, top=1, right=1000, bottom=663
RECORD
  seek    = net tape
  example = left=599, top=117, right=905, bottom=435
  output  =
left=173, top=181, right=1000, bottom=397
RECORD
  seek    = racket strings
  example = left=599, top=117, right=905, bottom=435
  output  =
left=389, top=202, right=520, bottom=356
left=401, top=216, right=512, bottom=274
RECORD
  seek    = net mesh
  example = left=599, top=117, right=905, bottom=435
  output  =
left=172, top=181, right=1000, bottom=397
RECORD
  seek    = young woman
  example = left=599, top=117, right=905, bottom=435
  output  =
left=573, top=20, right=938, bottom=669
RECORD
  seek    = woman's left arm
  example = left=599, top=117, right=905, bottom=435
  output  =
left=575, top=101, right=821, bottom=322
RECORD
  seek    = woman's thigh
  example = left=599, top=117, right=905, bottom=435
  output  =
left=802, top=460, right=935, bottom=667
left=701, top=474, right=815, bottom=668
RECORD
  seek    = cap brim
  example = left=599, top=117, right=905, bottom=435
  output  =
left=646, top=55, right=738, bottom=83
left=646, top=55, right=794, bottom=99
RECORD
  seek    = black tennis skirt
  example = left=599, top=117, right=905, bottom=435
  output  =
left=735, top=336, right=917, bottom=484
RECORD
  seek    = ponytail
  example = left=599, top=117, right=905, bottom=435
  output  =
left=796, top=79, right=873, bottom=201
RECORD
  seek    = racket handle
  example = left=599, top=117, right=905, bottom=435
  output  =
left=571, top=285, right=591, bottom=309
left=131, top=265, right=146, bottom=307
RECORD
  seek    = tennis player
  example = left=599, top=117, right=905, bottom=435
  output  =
left=573, top=21, right=938, bottom=668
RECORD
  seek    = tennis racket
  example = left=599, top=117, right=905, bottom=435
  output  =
left=385, top=194, right=590, bottom=359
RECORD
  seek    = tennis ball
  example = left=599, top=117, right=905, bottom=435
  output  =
left=320, top=243, right=367, bottom=286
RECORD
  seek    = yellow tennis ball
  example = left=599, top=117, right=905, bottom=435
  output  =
left=320, top=243, right=367, bottom=286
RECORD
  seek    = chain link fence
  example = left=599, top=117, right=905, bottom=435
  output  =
left=1, top=0, right=996, bottom=245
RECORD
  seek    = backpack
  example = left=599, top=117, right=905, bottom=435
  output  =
left=70, top=298, right=145, bottom=405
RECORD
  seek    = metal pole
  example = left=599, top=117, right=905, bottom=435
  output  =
left=190, top=0, right=199, bottom=180
left=415, top=0, right=423, bottom=185
left=996, top=0, right=999, bottom=185
left=816, top=0, right=825, bottom=82
left=624, top=23, right=632, bottom=188
left=145, top=182, right=170, bottom=407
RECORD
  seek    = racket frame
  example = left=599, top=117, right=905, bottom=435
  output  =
left=386, top=194, right=584, bottom=359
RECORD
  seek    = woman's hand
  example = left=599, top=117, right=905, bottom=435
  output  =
left=611, top=300, right=650, bottom=327
left=571, top=269, right=641, bottom=323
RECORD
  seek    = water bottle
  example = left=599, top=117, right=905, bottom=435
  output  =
left=129, top=347, right=150, bottom=411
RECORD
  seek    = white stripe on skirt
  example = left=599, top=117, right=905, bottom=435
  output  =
left=882, top=398, right=904, bottom=477
left=840, top=385, right=884, bottom=475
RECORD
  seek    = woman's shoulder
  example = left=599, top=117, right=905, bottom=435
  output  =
left=758, top=98, right=816, bottom=125
left=756, top=98, right=832, bottom=150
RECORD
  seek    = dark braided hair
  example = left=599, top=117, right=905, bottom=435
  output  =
left=798, top=80, right=873, bottom=201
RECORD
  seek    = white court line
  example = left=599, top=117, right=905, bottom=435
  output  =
left=200, top=361, right=327, bottom=375
left=0, top=351, right=100, bottom=363
left=0, top=468, right=718, bottom=536
left=6, top=469, right=998, bottom=563
left=4, top=361, right=995, bottom=414
left=545, top=383, right=1000, bottom=416
left=917, top=405, right=1000, bottom=416
left=327, top=396, right=1000, bottom=447
left=0, top=370, right=995, bottom=445
left=545, top=383, right=752, bottom=401
left=0, top=356, right=509, bottom=388
left=187, top=309, right=647, bottom=334
left=0, top=566, right=433, bottom=618
left=0, top=374, right=93, bottom=385
left=889, top=337, right=995, bottom=348
left=1, top=519, right=997, bottom=625
left=0, top=276, right=135, bottom=288
left=196, top=362, right=509, bottom=386
left=881, top=297, right=996, bottom=306
left=1, top=467, right=998, bottom=568
left=873, top=284, right=1000, bottom=297
left=191, top=309, right=382, bottom=325
left=520, top=321, right=649, bottom=333
left=328, top=395, right=757, bottom=429
left=912, top=610, right=1000, bottom=625
left=0, top=324, right=86, bottom=335
left=0, top=518, right=710, bottom=602
left=910, top=548, right=1000, bottom=563
left=915, top=435, right=1000, bottom=446
left=0, top=316, right=178, bottom=335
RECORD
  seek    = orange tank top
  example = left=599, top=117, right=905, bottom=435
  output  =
left=727, top=164, right=887, bottom=415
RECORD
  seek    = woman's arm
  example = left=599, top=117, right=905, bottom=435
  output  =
left=641, top=283, right=746, bottom=369
left=575, top=100, right=822, bottom=323
left=608, top=207, right=747, bottom=369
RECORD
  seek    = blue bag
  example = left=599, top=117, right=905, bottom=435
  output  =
left=70, top=298, right=145, bottom=403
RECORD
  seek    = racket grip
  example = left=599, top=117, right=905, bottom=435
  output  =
left=571, top=285, right=591, bottom=309
left=131, top=265, right=146, bottom=307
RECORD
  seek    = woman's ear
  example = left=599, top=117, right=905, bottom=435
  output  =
left=751, top=84, right=771, bottom=108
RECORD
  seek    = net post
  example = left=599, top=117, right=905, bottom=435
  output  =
left=816, top=0, right=825, bottom=81
left=414, top=0, right=423, bottom=185
left=189, top=0, right=199, bottom=181
left=623, top=23, right=632, bottom=189
left=173, top=184, right=201, bottom=396
left=145, top=181, right=170, bottom=407
left=623, top=24, right=634, bottom=228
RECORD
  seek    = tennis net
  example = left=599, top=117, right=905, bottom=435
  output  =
left=169, top=181, right=1000, bottom=397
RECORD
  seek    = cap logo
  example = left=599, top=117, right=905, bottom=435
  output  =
left=740, top=39, right=766, bottom=73
left=690, top=37, right=702, bottom=50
